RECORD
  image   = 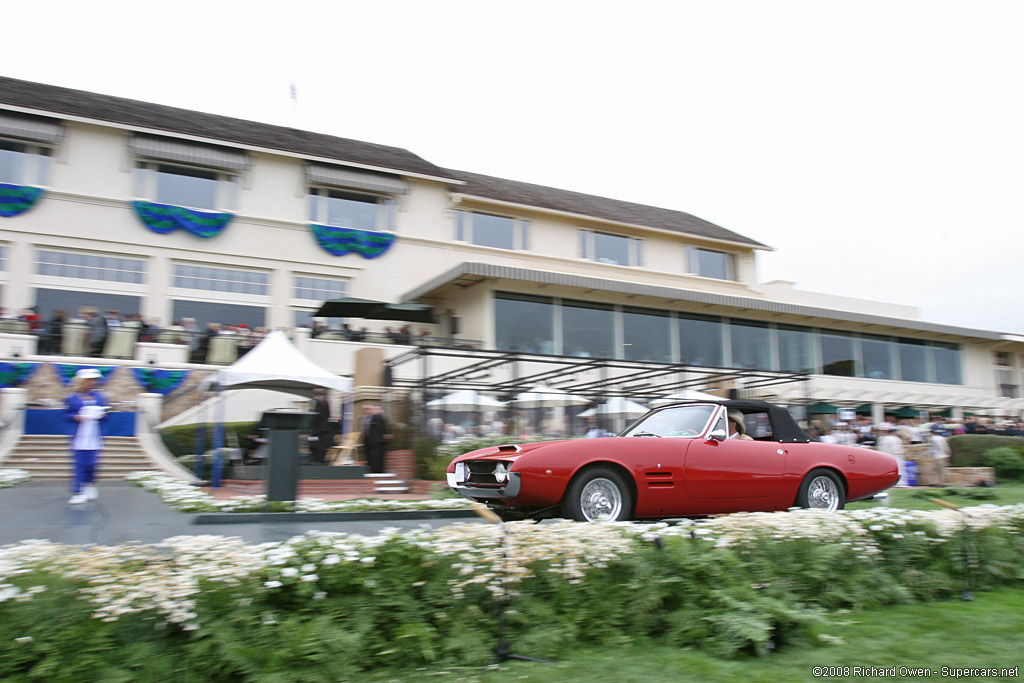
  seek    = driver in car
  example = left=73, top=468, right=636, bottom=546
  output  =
left=728, top=409, right=754, bottom=440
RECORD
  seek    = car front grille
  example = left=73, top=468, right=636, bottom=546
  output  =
left=465, top=460, right=505, bottom=486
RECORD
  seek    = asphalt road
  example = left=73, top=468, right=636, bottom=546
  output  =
left=0, top=481, right=485, bottom=547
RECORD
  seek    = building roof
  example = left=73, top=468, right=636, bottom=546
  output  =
left=0, top=75, right=454, bottom=180
left=447, top=169, right=768, bottom=248
left=402, top=262, right=1004, bottom=341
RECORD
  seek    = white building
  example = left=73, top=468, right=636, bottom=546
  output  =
left=1, top=75, right=1022, bottom=421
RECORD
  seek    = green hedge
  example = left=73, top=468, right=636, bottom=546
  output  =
left=159, top=421, right=258, bottom=458
left=949, top=435, right=1024, bottom=480
left=1, top=508, right=1023, bottom=679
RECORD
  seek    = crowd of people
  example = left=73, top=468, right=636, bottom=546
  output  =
left=311, top=322, right=434, bottom=345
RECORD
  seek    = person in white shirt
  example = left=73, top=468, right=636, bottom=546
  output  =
left=875, top=425, right=907, bottom=486
left=64, top=368, right=109, bottom=504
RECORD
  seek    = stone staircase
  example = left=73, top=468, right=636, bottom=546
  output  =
left=364, top=472, right=410, bottom=494
left=2, top=435, right=156, bottom=481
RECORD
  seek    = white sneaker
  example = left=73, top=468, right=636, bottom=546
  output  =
left=84, top=485, right=98, bottom=500
left=68, top=493, right=87, bottom=505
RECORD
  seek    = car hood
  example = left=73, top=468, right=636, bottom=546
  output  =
left=458, top=440, right=571, bottom=460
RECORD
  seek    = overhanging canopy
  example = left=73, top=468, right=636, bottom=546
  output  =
left=315, top=297, right=436, bottom=323
left=215, top=329, right=352, bottom=396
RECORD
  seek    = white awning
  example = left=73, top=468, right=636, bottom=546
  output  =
left=306, top=162, right=408, bottom=195
left=131, top=135, right=249, bottom=171
left=0, top=112, right=63, bottom=144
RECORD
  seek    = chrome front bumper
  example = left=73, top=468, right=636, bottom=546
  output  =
left=447, top=471, right=522, bottom=500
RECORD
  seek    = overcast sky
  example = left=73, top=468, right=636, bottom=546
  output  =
left=4, top=1, right=1022, bottom=334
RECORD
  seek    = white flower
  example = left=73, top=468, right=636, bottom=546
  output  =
left=300, top=563, right=317, bottom=573
left=263, top=580, right=282, bottom=588
left=301, top=574, right=319, bottom=582
left=280, top=567, right=299, bottom=578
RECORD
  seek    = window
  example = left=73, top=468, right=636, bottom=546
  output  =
left=898, top=338, right=929, bottom=383
left=678, top=313, right=723, bottom=367
left=820, top=330, right=856, bottom=377
left=686, top=247, right=734, bottom=280
left=994, top=351, right=1017, bottom=398
left=0, top=244, right=7, bottom=271
left=622, top=307, right=672, bottom=362
left=457, top=211, right=529, bottom=250
left=35, top=289, right=140, bottom=321
left=495, top=292, right=554, bottom=353
left=861, top=334, right=895, bottom=380
left=579, top=230, right=641, bottom=266
left=0, top=139, right=52, bottom=186
left=293, top=275, right=348, bottom=301
left=932, top=342, right=961, bottom=385
left=562, top=299, right=615, bottom=358
left=135, top=162, right=237, bottom=211
left=172, top=264, right=268, bottom=295
left=309, top=188, right=395, bottom=232
left=777, top=324, right=815, bottom=373
left=730, top=320, right=772, bottom=370
left=171, top=300, right=265, bottom=330
left=36, top=250, right=145, bottom=284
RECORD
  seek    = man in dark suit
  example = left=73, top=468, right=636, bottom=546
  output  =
left=361, top=404, right=391, bottom=473
left=309, top=388, right=333, bottom=463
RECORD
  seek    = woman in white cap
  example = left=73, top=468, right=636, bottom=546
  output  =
left=64, top=368, right=109, bottom=504
left=727, top=408, right=753, bottom=440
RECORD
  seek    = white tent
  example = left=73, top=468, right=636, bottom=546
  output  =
left=426, top=390, right=506, bottom=411
left=578, top=397, right=649, bottom=418
left=512, top=385, right=589, bottom=408
left=214, top=330, right=353, bottom=396
left=648, top=389, right=722, bottom=407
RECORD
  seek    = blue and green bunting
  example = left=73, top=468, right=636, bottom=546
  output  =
left=133, top=201, right=233, bottom=238
left=311, top=224, right=395, bottom=258
left=0, top=183, right=44, bottom=218
left=0, top=362, right=39, bottom=388
left=133, top=368, right=189, bottom=396
left=55, top=364, right=116, bottom=386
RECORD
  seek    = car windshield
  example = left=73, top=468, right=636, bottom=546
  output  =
left=619, top=404, right=717, bottom=438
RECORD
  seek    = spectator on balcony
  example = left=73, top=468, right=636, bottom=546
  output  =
left=182, top=318, right=200, bottom=353
left=44, top=309, right=68, bottom=354
left=20, top=306, right=43, bottom=334
left=104, top=310, right=121, bottom=329
left=86, top=310, right=107, bottom=356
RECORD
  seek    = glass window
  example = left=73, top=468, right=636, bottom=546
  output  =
left=579, top=230, right=641, bottom=266
left=495, top=292, right=554, bottom=354
left=778, top=324, right=815, bottom=373
left=35, top=250, right=145, bottom=284
left=562, top=299, right=615, bottom=359
left=898, top=339, right=929, bottom=383
left=172, top=263, right=268, bottom=295
left=932, top=342, right=961, bottom=385
left=678, top=313, right=723, bottom=367
left=325, top=190, right=378, bottom=231
left=0, top=244, right=6, bottom=271
left=34, top=288, right=141, bottom=322
left=0, top=140, right=51, bottom=185
left=293, top=275, right=348, bottom=301
left=730, top=320, right=772, bottom=370
left=621, top=404, right=716, bottom=438
left=155, top=164, right=219, bottom=210
left=687, top=247, right=734, bottom=280
left=456, top=211, right=529, bottom=250
left=861, top=334, right=895, bottom=380
left=820, top=330, right=856, bottom=377
left=293, top=310, right=346, bottom=330
left=171, top=300, right=266, bottom=331
left=622, top=307, right=672, bottom=362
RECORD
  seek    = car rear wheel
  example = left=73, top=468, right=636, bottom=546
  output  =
left=561, top=467, right=632, bottom=522
left=795, top=468, right=845, bottom=512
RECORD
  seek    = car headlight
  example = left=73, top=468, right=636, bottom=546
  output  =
left=454, top=462, right=467, bottom=483
left=493, top=462, right=508, bottom=484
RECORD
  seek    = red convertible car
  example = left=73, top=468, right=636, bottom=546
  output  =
left=446, top=400, right=899, bottom=521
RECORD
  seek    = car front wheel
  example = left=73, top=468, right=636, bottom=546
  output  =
left=795, top=468, right=846, bottom=512
left=561, top=467, right=633, bottom=522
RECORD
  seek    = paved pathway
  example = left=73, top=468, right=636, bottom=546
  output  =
left=0, top=482, right=483, bottom=547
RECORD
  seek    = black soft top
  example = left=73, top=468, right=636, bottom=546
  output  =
left=659, top=399, right=812, bottom=443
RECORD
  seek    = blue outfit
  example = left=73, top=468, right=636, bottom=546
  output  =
left=64, top=390, right=109, bottom=494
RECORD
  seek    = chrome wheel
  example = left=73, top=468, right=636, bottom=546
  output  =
left=578, top=477, right=623, bottom=521
left=806, top=475, right=840, bottom=511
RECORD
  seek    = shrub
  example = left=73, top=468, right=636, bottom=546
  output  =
left=948, top=435, right=1024, bottom=467
left=159, top=422, right=258, bottom=458
left=984, top=446, right=1024, bottom=481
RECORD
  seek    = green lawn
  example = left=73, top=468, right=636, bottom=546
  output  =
left=360, top=589, right=1024, bottom=682
left=847, top=482, right=1024, bottom=511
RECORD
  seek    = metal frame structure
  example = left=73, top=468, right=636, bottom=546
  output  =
left=385, top=345, right=811, bottom=434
